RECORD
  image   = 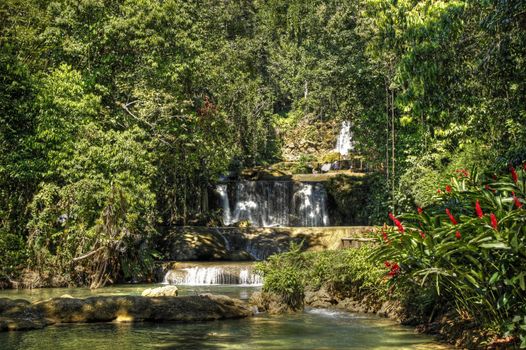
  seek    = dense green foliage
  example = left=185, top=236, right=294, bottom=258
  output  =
left=1, top=0, right=525, bottom=288
left=256, top=245, right=387, bottom=311
left=375, top=166, right=526, bottom=346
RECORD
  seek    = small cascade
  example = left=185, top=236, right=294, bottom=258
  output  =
left=163, top=264, right=263, bottom=286
left=217, top=181, right=329, bottom=227
left=335, top=120, right=354, bottom=156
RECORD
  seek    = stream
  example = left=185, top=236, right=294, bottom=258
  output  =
left=0, top=264, right=449, bottom=350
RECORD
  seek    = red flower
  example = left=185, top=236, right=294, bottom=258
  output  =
left=437, top=189, right=442, bottom=194
left=420, top=231, right=426, bottom=239
left=384, top=261, right=391, bottom=268
left=510, top=166, right=518, bottom=183
left=388, top=263, right=400, bottom=277
left=513, top=194, right=523, bottom=209
left=445, top=208, right=458, bottom=225
left=446, top=185, right=452, bottom=193
left=455, top=230, right=461, bottom=239
left=388, top=212, right=405, bottom=233
left=490, top=213, right=498, bottom=230
left=485, top=184, right=490, bottom=190
left=475, top=200, right=484, bottom=219
left=417, top=207, right=423, bottom=215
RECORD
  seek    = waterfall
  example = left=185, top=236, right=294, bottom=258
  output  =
left=335, top=121, right=354, bottom=156
left=163, top=264, right=263, bottom=286
left=216, top=184, right=232, bottom=225
left=293, top=183, right=330, bottom=227
left=217, top=181, right=329, bottom=227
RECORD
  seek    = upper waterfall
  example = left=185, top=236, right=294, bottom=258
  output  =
left=335, top=121, right=354, bottom=156
left=216, top=181, right=329, bottom=227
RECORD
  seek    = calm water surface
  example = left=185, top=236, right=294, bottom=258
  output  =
left=0, top=285, right=449, bottom=350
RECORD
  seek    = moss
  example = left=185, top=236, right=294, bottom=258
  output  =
left=325, top=174, right=371, bottom=225
left=318, top=151, right=341, bottom=164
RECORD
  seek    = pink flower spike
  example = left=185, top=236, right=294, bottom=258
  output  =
left=513, top=195, right=523, bottom=209
left=490, top=213, right=498, bottom=230
left=445, top=208, right=458, bottom=225
left=475, top=200, right=483, bottom=219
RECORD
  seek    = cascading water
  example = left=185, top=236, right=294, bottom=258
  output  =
left=217, top=181, right=329, bottom=227
left=163, top=264, right=263, bottom=286
left=293, top=183, right=330, bottom=227
left=215, top=184, right=232, bottom=225
left=335, top=120, right=354, bottom=156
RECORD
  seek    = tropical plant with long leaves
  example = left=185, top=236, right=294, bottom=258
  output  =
left=373, top=164, right=526, bottom=347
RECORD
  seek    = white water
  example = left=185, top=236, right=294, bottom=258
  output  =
left=293, top=183, right=330, bottom=227
left=216, top=184, right=232, bottom=225
left=163, top=265, right=263, bottom=286
left=335, top=120, right=354, bottom=156
left=217, top=181, right=329, bottom=227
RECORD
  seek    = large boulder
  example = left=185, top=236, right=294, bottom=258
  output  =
left=141, top=286, right=178, bottom=297
left=0, top=294, right=252, bottom=332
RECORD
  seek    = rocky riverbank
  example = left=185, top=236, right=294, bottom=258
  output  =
left=0, top=294, right=252, bottom=332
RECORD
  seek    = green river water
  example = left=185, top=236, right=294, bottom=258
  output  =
left=0, top=284, right=449, bottom=350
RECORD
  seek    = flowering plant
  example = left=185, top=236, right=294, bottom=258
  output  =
left=373, top=165, right=526, bottom=346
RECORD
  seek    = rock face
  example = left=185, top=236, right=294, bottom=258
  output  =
left=0, top=294, right=252, bottom=332
left=164, top=226, right=374, bottom=261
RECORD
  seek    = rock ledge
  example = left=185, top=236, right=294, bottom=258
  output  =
left=0, top=294, right=252, bottom=332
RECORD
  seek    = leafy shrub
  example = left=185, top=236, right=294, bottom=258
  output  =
left=256, top=244, right=387, bottom=309
left=291, top=154, right=316, bottom=174
left=302, top=248, right=386, bottom=298
left=256, top=243, right=306, bottom=310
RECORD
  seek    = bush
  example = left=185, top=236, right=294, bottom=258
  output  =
left=291, top=154, right=316, bottom=174
left=256, top=244, right=387, bottom=309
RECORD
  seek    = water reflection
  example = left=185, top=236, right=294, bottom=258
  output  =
left=0, top=308, right=449, bottom=350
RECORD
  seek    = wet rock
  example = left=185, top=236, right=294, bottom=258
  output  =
left=0, top=298, right=30, bottom=313
left=141, top=286, right=178, bottom=297
left=0, top=294, right=252, bottom=332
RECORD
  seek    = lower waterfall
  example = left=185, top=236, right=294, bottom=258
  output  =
left=163, top=263, right=263, bottom=286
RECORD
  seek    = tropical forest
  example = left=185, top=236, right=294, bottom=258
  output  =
left=1, top=0, right=525, bottom=349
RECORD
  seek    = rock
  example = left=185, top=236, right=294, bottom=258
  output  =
left=229, top=250, right=253, bottom=261
left=304, top=287, right=337, bottom=308
left=0, top=298, right=30, bottom=313
left=249, top=291, right=302, bottom=314
left=321, top=163, right=331, bottom=172
left=0, top=294, right=252, bottom=332
left=141, top=286, right=178, bottom=297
